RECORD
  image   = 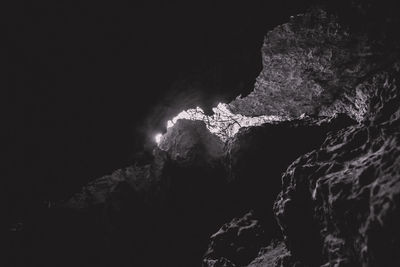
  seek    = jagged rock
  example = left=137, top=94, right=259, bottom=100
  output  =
left=225, top=114, right=355, bottom=213
left=202, top=212, right=301, bottom=267
left=66, top=120, right=227, bottom=214
left=63, top=114, right=354, bottom=267
left=66, top=148, right=168, bottom=210
left=63, top=121, right=230, bottom=266
left=274, top=64, right=400, bottom=266
left=228, top=9, right=382, bottom=122
left=27, top=3, right=400, bottom=267
left=247, top=242, right=296, bottom=267
left=67, top=120, right=226, bottom=212
left=203, top=211, right=269, bottom=266
left=159, top=119, right=225, bottom=163
left=204, top=258, right=236, bottom=267
left=200, top=115, right=354, bottom=267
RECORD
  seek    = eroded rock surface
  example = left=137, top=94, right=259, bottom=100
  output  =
left=159, top=120, right=225, bottom=163
left=204, top=3, right=400, bottom=267
left=274, top=63, right=400, bottom=266
left=64, top=121, right=229, bottom=266
left=64, top=114, right=350, bottom=266
left=247, top=242, right=295, bottom=267
left=228, top=9, right=385, bottom=122
left=224, top=114, right=355, bottom=220
left=203, top=211, right=269, bottom=266
left=23, top=2, right=400, bottom=267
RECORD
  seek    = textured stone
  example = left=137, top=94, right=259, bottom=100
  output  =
left=225, top=114, right=355, bottom=214
left=274, top=64, right=400, bottom=266
left=28, top=3, right=400, bottom=267
left=159, top=119, right=225, bottom=163
left=247, top=242, right=295, bottom=267
left=64, top=114, right=355, bottom=267
left=229, top=9, right=379, bottom=122
left=66, top=148, right=168, bottom=210
left=203, top=211, right=268, bottom=266
left=202, top=212, right=300, bottom=267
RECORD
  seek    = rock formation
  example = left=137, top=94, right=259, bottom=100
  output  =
left=206, top=3, right=400, bottom=266
left=274, top=64, right=400, bottom=266
left=228, top=9, right=374, bottom=121
left=62, top=113, right=353, bottom=266
left=14, top=1, right=400, bottom=266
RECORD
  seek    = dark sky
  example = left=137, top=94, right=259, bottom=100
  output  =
left=5, top=0, right=315, bottom=219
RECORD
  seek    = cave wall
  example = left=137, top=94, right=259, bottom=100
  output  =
left=8, top=1, right=400, bottom=266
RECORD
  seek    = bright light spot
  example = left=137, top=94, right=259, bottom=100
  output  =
left=154, top=133, right=163, bottom=145
left=164, top=103, right=286, bottom=142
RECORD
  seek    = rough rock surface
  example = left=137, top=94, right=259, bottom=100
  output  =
left=159, top=120, right=225, bottom=163
left=203, top=211, right=268, bottom=266
left=202, top=211, right=302, bottom=267
left=204, top=3, right=400, bottom=267
left=274, top=63, right=400, bottom=266
left=66, top=148, right=168, bottom=210
left=198, top=115, right=353, bottom=267
left=17, top=2, right=400, bottom=267
left=63, top=114, right=352, bottom=267
left=228, top=9, right=387, bottom=122
left=224, top=115, right=355, bottom=218
left=64, top=121, right=229, bottom=266
left=247, top=242, right=294, bottom=267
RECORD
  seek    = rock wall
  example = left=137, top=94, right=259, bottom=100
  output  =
left=274, top=64, right=400, bottom=267
left=228, top=9, right=375, bottom=121
left=62, top=115, right=352, bottom=267
left=21, top=2, right=400, bottom=267
left=205, top=3, right=400, bottom=267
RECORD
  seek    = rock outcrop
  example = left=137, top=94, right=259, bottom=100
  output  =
left=18, top=2, right=400, bottom=267
left=228, top=9, right=374, bottom=121
left=159, top=120, right=225, bottom=163
left=203, top=211, right=269, bottom=266
left=228, top=4, right=399, bottom=124
left=62, top=114, right=352, bottom=267
left=64, top=121, right=229, bottom=266
left=274, top=64, right=400, bottom=266
left=204, top=3, right=400, bottom=267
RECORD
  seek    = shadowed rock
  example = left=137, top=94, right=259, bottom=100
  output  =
left=159, top=120, right=225, bottom=163
left=274, top=63, right=400, bottom=266
left=16, top=2, right=400, bottom=266
left=203, top=211, right=273, bottom=266
left=228, top=9, right=387, bottom=122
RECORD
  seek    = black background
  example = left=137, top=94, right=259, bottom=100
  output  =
left=5, top=0, right=314, bottom=223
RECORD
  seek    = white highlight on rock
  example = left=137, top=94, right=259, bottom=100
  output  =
left=154, top=133, right=163, bottom=145
left=165, top=103, right=284, bottom=141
